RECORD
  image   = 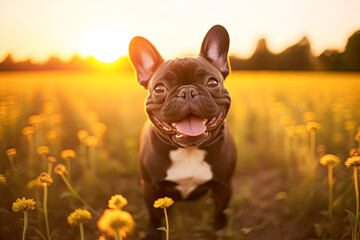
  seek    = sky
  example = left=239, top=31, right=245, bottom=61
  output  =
left=0, top=0, right=360, bottom=63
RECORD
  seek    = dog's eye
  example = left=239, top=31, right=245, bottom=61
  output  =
left=154, top=84, right=167, bottom=94
left=207, top=77, right=219, bottom=88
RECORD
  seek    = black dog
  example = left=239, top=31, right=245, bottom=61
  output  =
left=129, top=25, right=236, bottom=239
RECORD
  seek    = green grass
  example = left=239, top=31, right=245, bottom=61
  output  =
left=0, top=71, right=360, bottom=239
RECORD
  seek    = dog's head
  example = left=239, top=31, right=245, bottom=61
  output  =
left=129, top=25, right=231, bottom=148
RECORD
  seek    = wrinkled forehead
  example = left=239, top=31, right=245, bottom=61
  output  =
left=150, top=57, right=223, bottom=86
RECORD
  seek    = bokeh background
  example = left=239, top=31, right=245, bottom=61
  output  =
left=1, top=0, right=360, bottom=239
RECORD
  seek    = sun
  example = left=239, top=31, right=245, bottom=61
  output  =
left=80, top=26, right=131, bottom=64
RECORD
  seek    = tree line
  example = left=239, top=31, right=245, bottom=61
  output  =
left=0, top=29, right=359, bottom=71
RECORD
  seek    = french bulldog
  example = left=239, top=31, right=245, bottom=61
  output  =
left=129, top=25, right=236, bottom=239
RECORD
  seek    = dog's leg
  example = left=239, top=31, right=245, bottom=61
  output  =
left=212, top=182, right=232, bottom=230
left=143, top=182, right=164, bottom=240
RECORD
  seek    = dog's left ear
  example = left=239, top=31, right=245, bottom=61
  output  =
left=199, top=25, right=230, bottom=79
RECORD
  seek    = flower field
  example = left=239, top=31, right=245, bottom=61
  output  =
left=1, top=71, right=360, bottom=240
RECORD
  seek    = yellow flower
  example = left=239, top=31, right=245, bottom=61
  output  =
left=77, top=130, right=89, bottom=142
left=12, top=197, right=36, bottom=212
left=22, top=126, right=35, bottom=135
left=27, top=179, right=42, bottom=189
left=345, top=156, right=360, bottom=168
left=350, top=148, right=360, bottom=157
left=46, top=130, right=58, bottom=141
left=6, top=148, right=16, bottom=157
left=61, top=149, right=76, bottom=160
left=47, top=156, right=57, bottom=163
left=306, top=121, right=321, bottom=132
left=153, top=197, right=174, bottom=209
left=38, top=172, right=53, bottom=186
left=108, top=195, right=128, bottom=210
left=295, top=124, right=307, bottom=135
left=92, top=122, right=107, bottom=136
left=0, top=174, right=6, bottom=184
left=37, top=146, right=50, bottom=155
left=28, top=115, right=41, bottom=125
left=97, top=209, right=135, bottom=237
left=320, top=154, right=340, bottom=166
left=85, top=136, right=99, bottom=147
left=355, top=132, right=360, bottom=142
left=68, top=209, right=92, bottom=226
left=54, top=164, right=69, bottom=175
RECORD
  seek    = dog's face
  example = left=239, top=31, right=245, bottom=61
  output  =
left=129, top=25, right=231, bottom=147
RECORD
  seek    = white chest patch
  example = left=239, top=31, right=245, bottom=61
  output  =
left=165, top=147, right=213, bottom=199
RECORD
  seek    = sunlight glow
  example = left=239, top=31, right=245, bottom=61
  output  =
left=80, top=26, right=131, bottom=64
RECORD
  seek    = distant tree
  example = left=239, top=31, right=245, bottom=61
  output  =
left=275, top=36, right=313, bottom=71
left=319, top=49, right=342, bottom=71
left=247, top=38, right=274, bottom=70
left=342, top=30, right=360, bottom=71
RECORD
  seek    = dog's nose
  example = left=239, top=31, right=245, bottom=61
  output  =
left=177, top=86, right=199, bottom=100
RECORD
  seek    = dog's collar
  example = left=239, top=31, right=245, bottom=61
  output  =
left=152, top=123, right=225, bottom=149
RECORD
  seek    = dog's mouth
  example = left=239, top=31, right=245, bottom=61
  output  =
left=150, top=109, right=227, bottom=147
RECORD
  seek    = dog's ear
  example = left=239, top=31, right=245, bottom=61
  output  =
left=129, top=37, right=164, bottom=89
left=199, top=25, right=230, bottom=79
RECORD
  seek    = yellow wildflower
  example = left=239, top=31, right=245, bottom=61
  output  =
left=320, top=154, right=340, bottom=166
left=38, top=172, right=53, bottom=186
left=27, top=179, right=42, bottom=189
left=97, top=209, right=135, bottom=237
left=61, top=149, right=76, bottom=160
left=92, top=122, right=107, bottom=136
left=12, top=197, right=36, bottom=212
left=37, top=146, right=50, bottom=155
left=108, top=195, right=128, bottom=210
left=77, top=130, right=89, bottom=142
left=0, top=174, right=6, bottom=184
left=306, top=121, right=321, bottom=132
left=46, top=130, right=58, bottom=141
left=85, top=136, right=99, bottom=147
left=295, top=124, right=307, bottom=135
left=355, top=132, right=360, bottom=142
left=54, top=164, right=69, bottom=175
left=68, top=209, right=92, bottom=226
left=285, top=126, right=295, bottom=137
left=6, top=148, right=16, bottom=157
left=345, top=156, right=360, bottom=168
left=47, top=156, right=57, bottom=163
left=22, top=126, right=35, bottom=135
left=350, top=148, right=360, bottom=157
left=153, top=197, right=174, bottom=209
left=28, top=115, right=41, bottom=125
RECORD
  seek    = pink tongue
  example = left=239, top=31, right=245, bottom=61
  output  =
left=175, top=115, right=206, bottom=136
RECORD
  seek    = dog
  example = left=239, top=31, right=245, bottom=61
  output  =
left=129, top=25, right=236, bottom=239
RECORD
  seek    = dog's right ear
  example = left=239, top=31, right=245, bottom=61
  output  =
left=129, top=37, right=164, bottom=89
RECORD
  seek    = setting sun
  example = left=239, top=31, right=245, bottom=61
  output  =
left=79, top=27, right=131, bottom=64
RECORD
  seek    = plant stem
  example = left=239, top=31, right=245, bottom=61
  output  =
left=60, top=174, right=100, bottom=217
left=47, top=162, right=53, bottom=176
left=65, top=159, right=71, bottom=182
left=328, top=164, right=334, bottom=220
left=79, top=223, right=84, bottom=240
left=43, top=185, right=51, bottom=240
left=310, top=131, right=316, bottom=160
left=114, top=228, right=122, bottom=240
left=354, top=167, right=359, bottom=240
left=164, top=208, right=170, bottom=240
left=22, top=210, right=28, bottom=240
